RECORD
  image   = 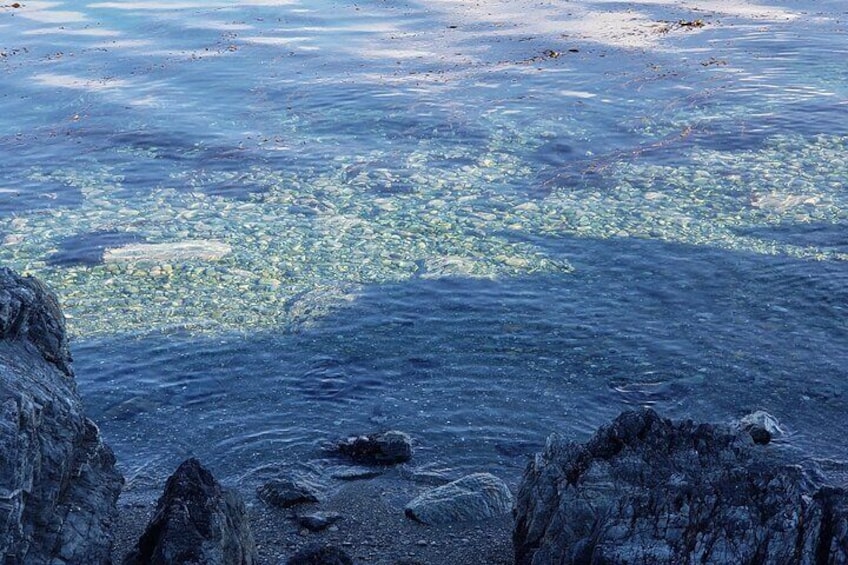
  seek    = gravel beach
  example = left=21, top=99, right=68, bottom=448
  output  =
left=112, top=471, right=515, bottom=564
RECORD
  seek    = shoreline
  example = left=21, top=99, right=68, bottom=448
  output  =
left=112, top=467, right=515, bottom=564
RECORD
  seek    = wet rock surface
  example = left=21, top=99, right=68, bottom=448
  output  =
left=404, top=473, right=514, bottom=525
left=513, top=408, right=848, bottom=565
left=737, top=409, right=785, bottom=445
left=123, top=458, right=256, bottom=565
left=258, top=477, right=322, bottom=508
left=0, top=268, right=123, bottom=564
left=297, top=511, right=344, bottom=532
left=332, top=430, right=413, bottom=465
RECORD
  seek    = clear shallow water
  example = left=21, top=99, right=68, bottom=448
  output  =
left=2, top=0, right=848, bottom=487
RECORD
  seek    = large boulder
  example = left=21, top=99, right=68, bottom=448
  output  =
left=405, top=473, right=514, bottom=525
left=513, top=408, right=848, bottom=565
left=0, top=267, right=123, bottom=564
left=124, top=458, right=256, bottom=564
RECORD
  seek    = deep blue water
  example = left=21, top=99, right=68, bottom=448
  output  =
left=2, top=0, right=848, bottom=488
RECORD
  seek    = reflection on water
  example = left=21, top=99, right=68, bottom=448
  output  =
left=2, top=0, right=848, bottom=485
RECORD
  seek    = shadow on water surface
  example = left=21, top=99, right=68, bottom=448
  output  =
left=0, top=139, right=85, bottom=216
left=734, top=222, right=848, bottom=254
left=71, top=232, right=848, bottom=486
left=47, top=231, right=146, bottom=267
left=672, top=99, right=848, bottom=154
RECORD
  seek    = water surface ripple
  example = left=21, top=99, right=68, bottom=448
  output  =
left=1, top=0, right=847, bottom=485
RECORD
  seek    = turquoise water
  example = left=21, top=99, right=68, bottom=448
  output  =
left=2, top=1, right=848, bottom=487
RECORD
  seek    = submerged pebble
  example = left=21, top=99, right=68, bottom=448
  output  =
left=1, top=94, right=845, bottom=340
left=103, top=240, right=232, bottom=263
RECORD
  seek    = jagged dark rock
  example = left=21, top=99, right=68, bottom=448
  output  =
left=513, top=408, right=848, bottom=565
left=257, top=477, right=322, bottom=508
left=287, top=543, right=353, bottom=565
left=333, top=430, right=413, bottom=464
left=123, top=458, right=256, bottom=565
left=0, top=268, right=123, bottom=564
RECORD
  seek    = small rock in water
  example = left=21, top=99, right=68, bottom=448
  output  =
left=406, top=469, right=453, bottom=486
left=404, top=473, right=514, bottom=525
left=297, top=511, right=343, bottom=532
left=330, top=466, right=384, bottom=481
left=333, top=430, right=413, bottom=464
left=737, top=410, right=784, bottom=444
left=287, top=543, right=353, bottom=565
left=257, top=478, right=322, bottom=508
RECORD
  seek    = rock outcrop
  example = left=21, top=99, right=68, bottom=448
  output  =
left=0, top=267, right=123, bottom=564
left=405, top=473, right=514, bottom=525
left=123, top=458, right=256, bottom=565
left=513, top=408, right=848, bottom=564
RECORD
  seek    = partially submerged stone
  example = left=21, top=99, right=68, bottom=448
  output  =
left=737, top=409, right=784, bottom=444
left=333, top=430, right=413, bottom=465
left=330, top=465, right=384, bottom=481
left=47, top=230, right=145, bottom=267
left=513, top=408, right=848, bottom=565
left=103, top=239, right=232, bottom=263
left=405, top=472, right=514, bottom=525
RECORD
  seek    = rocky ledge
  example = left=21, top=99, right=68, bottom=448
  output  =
left=0, top=267, right=123, bottom=564
left=513, top=408, right=848, bottom=564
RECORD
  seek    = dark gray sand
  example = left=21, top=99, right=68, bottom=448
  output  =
left=112, top=473, right=514, bottom=564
